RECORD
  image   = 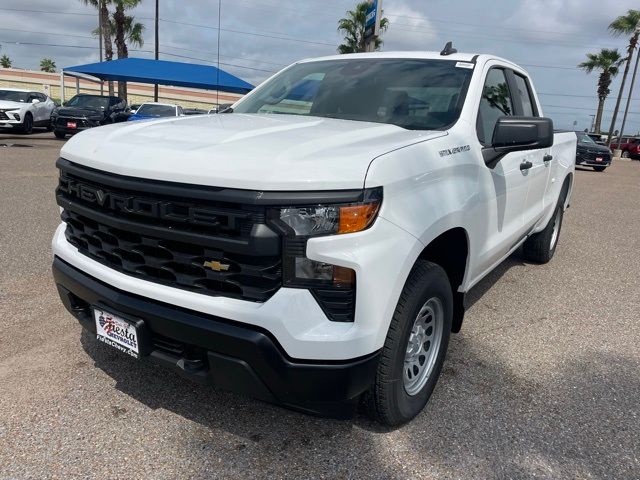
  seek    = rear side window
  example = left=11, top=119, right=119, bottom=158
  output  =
left=513, top=74, right=536, bottom=117
left=477, top=68, right=513, bottom=145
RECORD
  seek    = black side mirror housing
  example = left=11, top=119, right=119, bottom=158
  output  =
left=483, top=116, right=554, bottom=168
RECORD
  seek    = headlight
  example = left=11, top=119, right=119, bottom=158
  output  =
left=275, top=199, right=381, bottom=237
left=267, top=187, right=382, bottom=295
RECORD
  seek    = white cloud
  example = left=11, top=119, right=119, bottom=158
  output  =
left=383, top=3, right=438, bottom=51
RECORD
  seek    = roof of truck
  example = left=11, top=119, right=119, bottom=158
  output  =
left=296, top=51, right=523, bottom=71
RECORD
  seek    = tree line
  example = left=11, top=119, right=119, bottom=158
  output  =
left=579, top=9, right=640, bottom=144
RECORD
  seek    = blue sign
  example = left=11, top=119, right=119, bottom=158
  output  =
left=364, top=0, right=379, bottom=40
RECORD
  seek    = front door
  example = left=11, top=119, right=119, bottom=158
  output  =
left=473, top=67, right=532, bottom=276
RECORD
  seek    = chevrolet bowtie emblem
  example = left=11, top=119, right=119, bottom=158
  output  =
left=203, top=260, right=230, bottom=272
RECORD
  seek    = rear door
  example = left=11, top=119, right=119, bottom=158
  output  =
left=508, top=71, right=551, bottom=226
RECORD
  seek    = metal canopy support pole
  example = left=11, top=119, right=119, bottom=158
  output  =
left=76, top=77, right=80, bottom=95
left=60, top=71, right=65, bottom=104
left=154, top=0, right=159, bottom=102
left=99, top=0, right=104, bottom=95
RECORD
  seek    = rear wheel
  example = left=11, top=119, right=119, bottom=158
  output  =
left=364, top=260, right=452, bottom=427
left=621, top=151, right=630, bottom=158
left=21, top=113, right=33, bottom=134
left=522, top=187, right=567, bottom=263
left=53, top=130, right=66, bottom=139
left=593, top=166, right=606, bottom=172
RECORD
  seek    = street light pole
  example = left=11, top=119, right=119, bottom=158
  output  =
left=154, top=0, right=159, bottom=102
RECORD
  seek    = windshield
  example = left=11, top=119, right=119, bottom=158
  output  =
left=234, top=59, right=474, bottom=130
left=66, top=95, right=110, bottom=110
left=0, top=90, right=29, bottom=103
left=576, top=132, right=596, bottom=144
left=137, top=104, right=176, bottom=117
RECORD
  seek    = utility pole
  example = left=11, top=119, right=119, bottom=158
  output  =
left=618, top=46, right=640, bottom=145
left=154, top=0, right=159, bottom=102
left=589, top=115, right=596, bottom=133
left=98, top=0, right=103, bottom=95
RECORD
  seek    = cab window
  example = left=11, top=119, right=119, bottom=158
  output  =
left=513, top=74, right=536, bottom=117
left=477, top=68, right=514, bottom=145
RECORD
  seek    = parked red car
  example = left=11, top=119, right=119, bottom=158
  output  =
left=610, top=136, right=640, bottom=158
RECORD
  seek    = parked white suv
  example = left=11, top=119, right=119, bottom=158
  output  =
left=52, top=50, right=576, bottom=425
left=0, top=88, right=56, bottom=133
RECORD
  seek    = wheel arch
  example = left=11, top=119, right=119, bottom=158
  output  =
left=417, top=227, right=470, bottom=333
left=561, top=172, right=573, bottom=210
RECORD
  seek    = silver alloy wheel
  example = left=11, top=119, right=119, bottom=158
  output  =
left=550, top=206, right=562, bottom=250
left=622, top=151, right=630, bottom=158
left=403, top=297, right=444, bottom=396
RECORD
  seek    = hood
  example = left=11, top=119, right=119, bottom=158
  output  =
left=60, top=113, right=445, bottom=190
left=0, top=100, right=27, bottom=110
left=56, top=107, right=105, bottom=118
left=577, top=142, right=611, bottom=153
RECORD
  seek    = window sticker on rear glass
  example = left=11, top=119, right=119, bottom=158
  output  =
left=455, top=62, right=474, bottom=69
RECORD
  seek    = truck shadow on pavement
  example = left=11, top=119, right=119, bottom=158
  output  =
left=78, top=252, right=638, bottom=479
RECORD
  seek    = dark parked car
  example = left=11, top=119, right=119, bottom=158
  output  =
left=610, top=136, right=640, bottom=158
left=51, top=94, right=129, bottom=139
left=575, top=131, right=611, bottom=172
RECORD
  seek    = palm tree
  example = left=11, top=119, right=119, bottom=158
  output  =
left=112, top=0, right=145, bottom=99
left=0, top=54, right=12, bottom=68
left=40, top=58, right=56, bottom=73
left=606, top=9, right=640, bottom=146
left=578, top=49, right=623, bottom=134
left=81, top=0, right=115, bottom=95
left=337, top=1, right=389, bottom=54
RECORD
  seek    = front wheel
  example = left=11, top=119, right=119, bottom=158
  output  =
left=20, top=113, right=33, bottom=134
left=621, top=151, right=630, bottom=158
left=364, top=260, right=452, bottom=426
left=593, top=166, right=607, bottom=172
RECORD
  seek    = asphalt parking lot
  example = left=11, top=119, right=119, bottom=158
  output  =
left=0, top=131, right=638, bottom=479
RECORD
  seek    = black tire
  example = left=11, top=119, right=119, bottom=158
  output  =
left=522, top=186, right=568, bottom=264
left=365, top=260, right=452, bottom=427
left=593, top=166, right=606, bottom=172
left=54, top=130, right=66, bottom=139
left=21, top=113, right=33, bottom=134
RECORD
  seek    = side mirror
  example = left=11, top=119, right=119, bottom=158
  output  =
left=483, top=116, right=554, bottom=168
left=31, top=98, right=40, bottom=104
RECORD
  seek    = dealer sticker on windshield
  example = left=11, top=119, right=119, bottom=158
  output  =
left=94, top=308, right=140, bottom=358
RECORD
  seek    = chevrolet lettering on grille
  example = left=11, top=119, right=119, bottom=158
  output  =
left=59, top=176, right=249, bottom=228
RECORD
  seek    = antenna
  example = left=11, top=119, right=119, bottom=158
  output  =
left=440, top=41, right=457, bottom=56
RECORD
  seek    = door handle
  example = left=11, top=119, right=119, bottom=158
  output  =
left=543, top=154, right=553, bottom=162
left=520, top=160, right=533, bottom=171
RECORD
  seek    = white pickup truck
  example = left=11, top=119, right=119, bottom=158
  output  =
left=52, top=50, right=576, bottom=426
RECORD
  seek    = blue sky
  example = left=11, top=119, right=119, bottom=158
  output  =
left=1, top=0, right=638, bottom=132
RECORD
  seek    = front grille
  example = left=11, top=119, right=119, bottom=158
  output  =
left=56, top=117, right=92, bottom=128
left=56, top=159, right=282, bottom=302
left=577, top=148, right=611, bottom=162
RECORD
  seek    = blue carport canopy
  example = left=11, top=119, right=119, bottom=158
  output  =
left=64, top=57, right=254, bottom=94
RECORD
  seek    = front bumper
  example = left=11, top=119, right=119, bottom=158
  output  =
left=53, top=118, right=101, bottom=134
left=53, top=256, right=380, bottom=417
